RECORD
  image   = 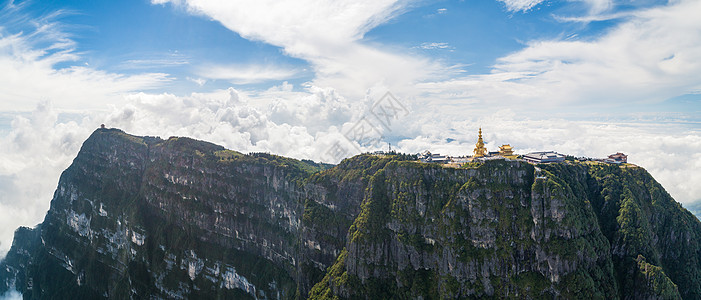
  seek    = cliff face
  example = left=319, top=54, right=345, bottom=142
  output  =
left=310, top=161, right=700, bottom=299
left=1, top=129, right=700, bottom=299
left=309, top=160, right=617, bottom=299
left=0, top=129, right=344, bottom=299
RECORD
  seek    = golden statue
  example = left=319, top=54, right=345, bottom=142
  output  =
left=473, top=128, right=488, bottom=158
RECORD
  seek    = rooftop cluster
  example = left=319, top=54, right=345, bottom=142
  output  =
left=416, top=128, right=629, bottom=166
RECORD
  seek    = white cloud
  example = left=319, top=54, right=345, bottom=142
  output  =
left=418, top=0, right=701, bottom=111
left=197, top=64, right=302, bottom=84
left=152, top=0, right=442, bottom=99
left=0, top=34, right=172, bottom=110
left=497, top=0, right=545, bottom=12
left=553, top=11, right=633, bottom=23
left=117, top=57, right=189, bottom=70
left=498, top=0, right=701, bottom=103
left=145, top=0, right=701, bottom=115
left=498, top=0, right=613, bottom=14
left=0, top=102, right=94, bottom=259
left=581, top=0, right=613, bottom=15
left=161, top=0, right=402, bottom=51
left=418, top=42, right=453, bottom=50
left=105, top=84, right=361, bottom=155
left=186, top=76, right=207, bottom=86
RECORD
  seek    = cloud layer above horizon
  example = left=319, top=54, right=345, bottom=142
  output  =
left=1, top=88, right=699, bottom=259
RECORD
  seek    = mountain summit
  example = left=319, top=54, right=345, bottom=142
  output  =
left=1, top=128, right=699, bottom=299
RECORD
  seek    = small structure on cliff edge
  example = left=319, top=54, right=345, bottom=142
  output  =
left=471, top=128, right=517, bottom=161
left=594, top=152, right=628, bottom=164
left=522, top=151, right=566, bottom=164
left=418, top=151, right=452, bottom=163
left=498, top=144, right=517, bottom=159
left=608, top=152, right=627, bottom=163
left=419, top=128, right=519, bottom=164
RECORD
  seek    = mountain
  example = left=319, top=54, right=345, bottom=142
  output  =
left=1, top=128, right=700, bottom=299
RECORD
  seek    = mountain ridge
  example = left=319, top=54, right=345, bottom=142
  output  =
left=1, top=128, right=699, bottom=299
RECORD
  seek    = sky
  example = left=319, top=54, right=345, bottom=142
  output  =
left=0, top=0, right=700, bottom=258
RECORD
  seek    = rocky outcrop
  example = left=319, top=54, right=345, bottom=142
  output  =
left=1, top=129, right=700, bottom=299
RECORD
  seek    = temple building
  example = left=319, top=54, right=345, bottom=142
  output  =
left=523, top=151, right=565, bottom=164
left=608, top=152, right=628, bottom=163
left=473, top=128, right=488, bottom=158
left=498, top=144, right=517, bottom=159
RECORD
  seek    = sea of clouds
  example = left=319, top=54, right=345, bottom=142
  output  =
left=1, top=86, right=699, bottom=258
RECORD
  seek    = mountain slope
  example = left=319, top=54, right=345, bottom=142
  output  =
left=1, top=128, right=699, bottom=299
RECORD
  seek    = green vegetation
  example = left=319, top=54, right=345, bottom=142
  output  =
left=542, top=162, right=701, bottom=299
left=311, top=159, right=698, bottom=299
left=214, top=149, right=244, bottom=160
left=633, top=255, right=681, bottom=299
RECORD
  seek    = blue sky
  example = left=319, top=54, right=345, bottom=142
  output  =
left=3, top=0, right=312, bottom=92
left=0, top=0, right=685, bottom=98
left=1, top=0, right=701, bottom=256
left=3, top=1, right=646, bottom=86
left=0, top=0, right=697, bottom=115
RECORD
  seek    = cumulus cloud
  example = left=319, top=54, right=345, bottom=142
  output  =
left=104, top=84, right=364, bottom=157
left=0, top=102, right=94, bottom=259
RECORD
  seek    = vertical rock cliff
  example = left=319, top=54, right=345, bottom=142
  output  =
left=1, top=129, right=700, bottom=299
left=0, top=129, right=333, bottom=299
